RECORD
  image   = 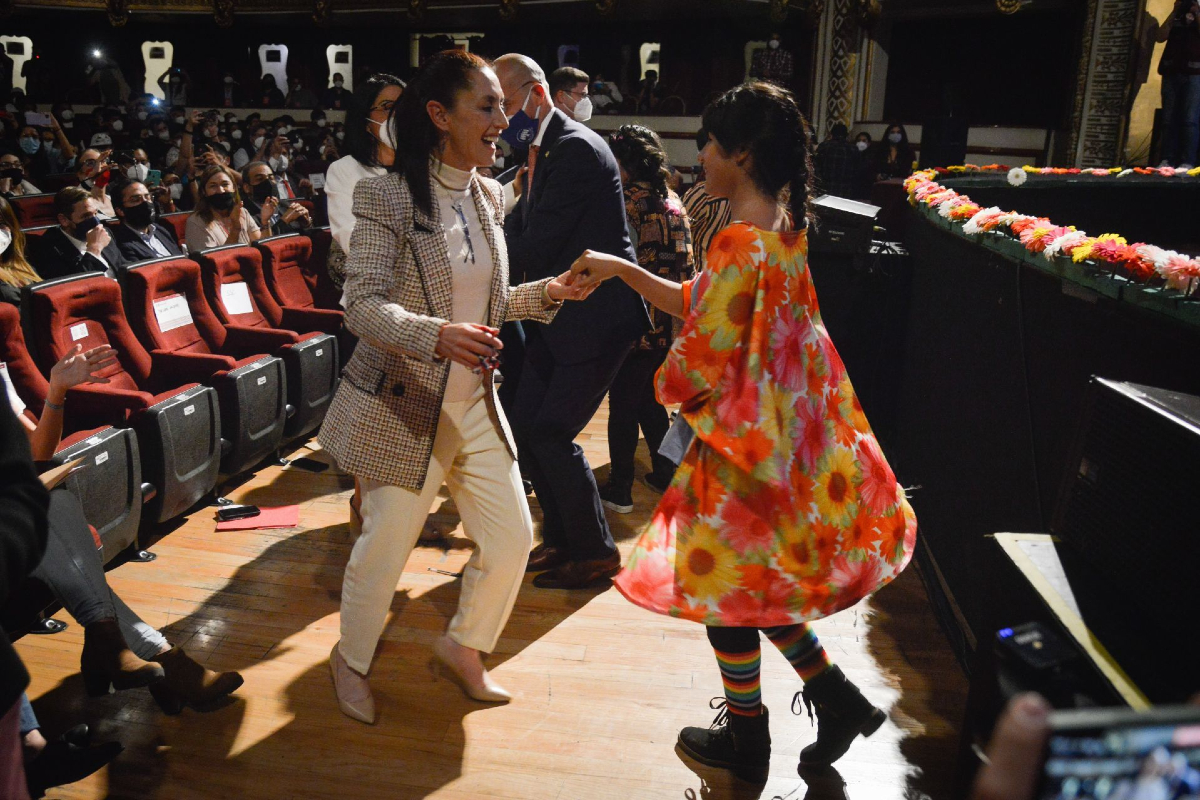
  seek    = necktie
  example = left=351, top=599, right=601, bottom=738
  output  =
left=525, top=144, right=540, bottom=203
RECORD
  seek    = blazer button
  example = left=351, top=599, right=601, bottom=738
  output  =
left=391, top=382, right=405, bottom=397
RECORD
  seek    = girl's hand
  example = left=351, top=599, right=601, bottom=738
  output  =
left=547, top=270, right=598, bottom=302
left=569, top=249, right=629, bottom=289
left=435, top=323, right=502, bottom=370
left=49, top=344, right=118, bottom=391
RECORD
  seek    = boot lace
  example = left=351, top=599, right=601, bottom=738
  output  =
left=792, top=689, right=816, bottom=727
left=707, top=697, right=731, bottom=730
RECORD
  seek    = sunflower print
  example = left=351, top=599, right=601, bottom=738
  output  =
left=614, top=223, right=917, bottom=627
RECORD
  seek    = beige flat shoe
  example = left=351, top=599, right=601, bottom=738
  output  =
left=329, top=643, right=375, bottom=724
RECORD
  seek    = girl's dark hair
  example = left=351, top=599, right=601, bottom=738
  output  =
left=344, top=72, right=405, bottom=168
left=701, top=81, right=814, bottom=227
left=390, top=50, right=493, bottom=218
left=608, top=124, right=672, bottom=201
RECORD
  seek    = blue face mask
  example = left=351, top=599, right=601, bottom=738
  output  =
left=500, top=87, right=542, bottom=150
left=19, top=137, right=39, bottom=155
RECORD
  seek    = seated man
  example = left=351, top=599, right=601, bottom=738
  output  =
left=27, top=186, right=126, bottom=281
left=109, top=179, right=182, bottom=263
left=240, top=160, right=311, bottom=237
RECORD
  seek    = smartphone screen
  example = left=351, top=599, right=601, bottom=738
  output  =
left=25, top=112, right=52, bottom=127
left=1040, top=706, right=1200, bottom=799
left=145, top=169, right=162, bottom=188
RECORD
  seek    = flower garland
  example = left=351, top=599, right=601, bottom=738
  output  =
left=929, top=163, right=1200, bottom=179
left=903, top=169, right=1200, bottom=297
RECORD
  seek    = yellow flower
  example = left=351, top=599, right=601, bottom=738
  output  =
left=814, top=445, right=858, bottom=525
left=1071, top=238, right=1097, bottom=262
left=694, top=263, right=759, bottom=350
left=676, top=522, right=741, bottom=604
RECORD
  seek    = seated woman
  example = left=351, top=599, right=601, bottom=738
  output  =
left=185, top=164, right=265, bottom=253
left=9, top=342, right=244, bottom=714
left=0, top=151, right=42, bottom=199
left=0, top=195, right=42, bottom=307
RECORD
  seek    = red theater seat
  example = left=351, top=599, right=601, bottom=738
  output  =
left=160, top=212, right=190, bottom=250
left=0, top=303, right=144, bottom=560
left=11, top=193, right=59, bottom=228
left=195, top=245, right=338, bottom=439
left=252, top=234, right=344, bottom=334
left=302, top=227, right=343, bottom=309
left=22, top=274, right=221, bottom=523
left=123, top=257, right=289, bottom=475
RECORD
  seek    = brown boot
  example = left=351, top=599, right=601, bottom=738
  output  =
left=148, top=647, right=244, bottom=714
left=80, top=619, right=166, bottom=696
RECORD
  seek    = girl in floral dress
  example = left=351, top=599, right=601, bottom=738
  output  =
left=570, top=82, right=917, bottom=782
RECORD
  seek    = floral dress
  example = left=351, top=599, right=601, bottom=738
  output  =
left=613, top=222, right=917, bottom=627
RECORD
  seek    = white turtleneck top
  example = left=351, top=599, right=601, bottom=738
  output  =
left=432, top=160, right=496, bottom=402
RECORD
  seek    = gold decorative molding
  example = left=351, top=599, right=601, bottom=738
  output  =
left=498, top=0, right=518, bottom=20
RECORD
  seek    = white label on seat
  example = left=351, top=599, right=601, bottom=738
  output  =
left=0, top=363, right=26, bottom=417
left=184, top=404, right=195, bottom=416
left=95, top=451, right=109, bottom=466
left=309, top=173, right=326, bottom=191
left=153, top=293, right=193, bottom=333
left=257, top=376, right=267, bottom=386
left=315, top=349, right=324, bottom=357
left=70, top=322, right=89, bottom=341
left=220, top=281, right=253, bottom=316
left=87, top=436, right=104, bottom=446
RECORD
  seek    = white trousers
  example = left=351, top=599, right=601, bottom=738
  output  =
left=338, top=388, right=533, bottom=674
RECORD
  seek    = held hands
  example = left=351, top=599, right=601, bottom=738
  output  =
left=547, top=269, right=598, bottom=302
left=567, top=249, right=628, bottom=292
left=49, top=344, right=118, bottom=392
left=435, top=323, right=502, bottom=371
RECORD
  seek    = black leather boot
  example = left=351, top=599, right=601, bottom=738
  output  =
left=677, top=700, right=771, bottom=783
left=794, top=665, right=886, bottom=767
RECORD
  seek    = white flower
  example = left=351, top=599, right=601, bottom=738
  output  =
left=1007, top=168, right=1027, bottom=187
left=1043, top=230, right=1089, bottom=261
left=1116, top=169, right=1134, bottom=178
left=962, top=206, right=1002, bottom=235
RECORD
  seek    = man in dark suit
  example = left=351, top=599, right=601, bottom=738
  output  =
left=110, top=179, right=183, bottom=263
left=495, top=54, right=650, bottom=590
left=239, top=161, right=312, bottom=237
left=28, top=186, right=126, bottom=281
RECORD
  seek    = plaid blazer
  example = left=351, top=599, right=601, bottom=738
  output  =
left=318, top=168, right=559, bottom=489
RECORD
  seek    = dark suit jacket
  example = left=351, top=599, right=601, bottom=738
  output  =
left=111, top=221, right=183, bottom=264
left=28, top=226, right=127, bottom=282
left=0, top=404, right=50, bottom=712
left=504, top=109, right=649, bottom=365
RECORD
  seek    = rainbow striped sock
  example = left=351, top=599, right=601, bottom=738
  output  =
left=712, top=646, right=762, bottom=717
left=764, top=624, right=832, bottom=682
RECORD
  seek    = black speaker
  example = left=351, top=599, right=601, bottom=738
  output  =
left=810, top=195, right=880, bottom=255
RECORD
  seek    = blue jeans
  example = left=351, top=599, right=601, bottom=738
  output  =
left=1161, top=72, right=1200, bottom=166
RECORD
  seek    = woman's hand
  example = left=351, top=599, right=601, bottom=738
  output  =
left=259, top=195, right=279, bottom=227
left=49, top=344, right=118, bottom=393
left=435, top=323, right=502, bottom=371
left=569, top=249, right=632, bottom=290
left=229, top=198, right=245, bottom=230
left=547, top=270, right=598, bottom=302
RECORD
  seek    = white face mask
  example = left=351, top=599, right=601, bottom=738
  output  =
left=316, top=119, right=327, bottom=128
left=224, top=76, right=234, bottom=84
left=368, top=117, right=395, bottom=150
left=137, top=111, right=148, bottom=121
left=111, top=120, right=124, bottom=132
left=157, top=130, right=170, bottom=140
left=0, top=228, right=11, bottom=254
left=61, top=110, right=74, bottom=121
left=887, top=132, right=902, bottom=144
left=253, top=136, right=266, bottom=150
left=279, top=125, right=291, bottom=135
left=172, top=115, right=185, bottom=124
left=335, top=131, right=345, bottom=140
left=231, top=129, right=243, bottom=140
left=769, top=39, right=781, bottom=50
left=127, top=163, right=149, bottom=182
left=571, top=95, right=593, bottom=123
left=856, top=140, right=868, bottom=152
left=168, top=183, right=183, bottom=200
left=270, top=155, right=289, bottom=172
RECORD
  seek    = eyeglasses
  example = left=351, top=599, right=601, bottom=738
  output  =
left=502, top=80, right=536, bottom=115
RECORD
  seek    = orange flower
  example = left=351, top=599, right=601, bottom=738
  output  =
left=799, top=577, right=833, bottom=617
left=844, top=505, right=881, bottom=553
left=811, top=520, right=843, bottom=569
left=707, top=223, right=760, bottom=272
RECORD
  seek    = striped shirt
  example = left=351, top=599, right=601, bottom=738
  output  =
left=681, top=180, right=731, bottom=270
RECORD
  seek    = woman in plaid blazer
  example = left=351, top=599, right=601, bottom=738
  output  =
left=319, top=51, right=592, bottom=724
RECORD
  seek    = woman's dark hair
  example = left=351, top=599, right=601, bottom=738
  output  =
left=390, top=50, right=493, bottom=218
left=875, top=121, right=915, bottom=168
left=344, top=72, right=405, bottom=168
left=701, top=80, right=814, bottom=227
left=608, top=124, right=672, bottom=201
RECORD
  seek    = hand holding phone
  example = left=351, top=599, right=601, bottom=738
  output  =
left=25, top=111, right=53, bottom=127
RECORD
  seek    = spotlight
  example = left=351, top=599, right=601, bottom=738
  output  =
left=92, top=49, right=102, bottom=58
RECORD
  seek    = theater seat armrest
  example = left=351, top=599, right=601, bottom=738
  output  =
left=279, top=306, right=343, bottom=335
left=224, top=324, right=299, bottom=354
left=65, top=384, right=155, bottom=418
left=150, top=350, right=236, bottom=382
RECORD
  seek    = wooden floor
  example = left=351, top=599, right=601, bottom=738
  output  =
left=17, top=400, right=968, bottom=800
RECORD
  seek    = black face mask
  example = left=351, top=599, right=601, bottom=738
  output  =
left=207, top=191, right=236, bottom=212
left=251, top=179, right=278, bottom=205
left=73, top=215, right=102, bottom=240
left=1, top=167, right=23, bottom=183
left=123, top=201, right=156, bottom=229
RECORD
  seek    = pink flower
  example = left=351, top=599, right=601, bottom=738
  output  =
left=796, top=397, right=832, bottom=473
left=769, top=312, right=810, bottom=391
left=615, top=548, right=678, bottom=611
left=828, top=554, right=887, bottom=608
left=855, top=436, right=898, bottom=516
left=721, top=495, right=776, bottom=554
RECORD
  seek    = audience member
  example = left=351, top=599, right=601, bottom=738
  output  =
left=495, top=53, right=649, bottom=590
left=86, top=56, right=130, bottom=106
left=110, top=179, right=183, bottom=261
left=0, top=196, right=42, bottom=306
left=258, top=75, right=285, bottom=109
left=1156, top=0, right=1200, bottom=168
left=637, top=69, right=663, bottom=113
left=240, top=161, right=312, bottom=236
left=870, top=122, right=917, bottom=181
left=285, top=77, right=319, bottom=109
left=681, top=127, right=732, bottom=270
left=0, top=402, right=49, bottom=800
left=0, top=152, right=41, bottom=198
left=749, top=32, right=795, bottom=88
left=815, top=122, right=861, bottom=199
left=218, top=71, right=245, bottom=108
left=74, top=149, right=116, bottom=219
left=17, top=695, right=120, bottom=799
left=185, top=164, right=263, bottom=252
left=589, top=72, right=624, bottom=114
left=233, top=121, right=269, bottom=170
left=550, top=67, right=592, bottom=122
left=598, top=124, right=694, bottom=515
left=28, top=186, right=126, bottom=280
left=21, top=115, right=76, bottom=178
left=157, top=67, right=191, bottom=107
left=322, top=74, right=352, bottom=110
